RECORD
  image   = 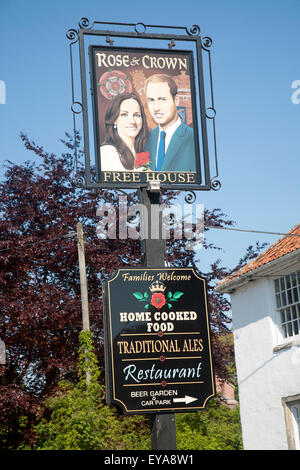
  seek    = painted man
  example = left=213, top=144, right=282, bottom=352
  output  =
left=145, top=74, right=196, bottom=172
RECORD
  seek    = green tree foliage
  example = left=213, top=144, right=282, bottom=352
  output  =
left=0, top=134, right=141, bottom=449
left=33, top=331, right=150, bottom=450
left=176, top=399, right=243, bottom=450
left=0, top=134, right=265, bottom=449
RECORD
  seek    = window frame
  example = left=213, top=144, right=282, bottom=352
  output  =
left=282, top=395, right=300, bottom=450
left=274, top=270, right=300, bottom=341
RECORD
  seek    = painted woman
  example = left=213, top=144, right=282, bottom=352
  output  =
left=100, top=93, right=149, bottom=171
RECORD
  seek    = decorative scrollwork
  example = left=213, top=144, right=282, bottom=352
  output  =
left=202, top=36, right=213, bottom=49
left=115, top=189, right=129, bottom=198
left=114, top=189, right=139, bottom=206
left=127, top=211, right=140, bottom=227
left=206, top=107, right=216, bottom=119
left=106, top=35, right=114, bottom=47
left=73, top=174, right=85, bottom=187
left=135, top=22, right=146, bottom=34
left=66, top=28, right=78, bottom=41
left=71, top=101, right=83, bottom=115
left=168, top=39, right=176, bottom=49
left=187, top=24, right=200, bottom=36
left=211, top=179, right=221, bottom=191
left=184, top=191, right=196, bottom=204
left=79, top=17, right=90, bottom=29
left=163, top=212, right=176, bottom=228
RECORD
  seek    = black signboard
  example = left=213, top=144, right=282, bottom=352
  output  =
left=103, top=267, right=215, bottom=415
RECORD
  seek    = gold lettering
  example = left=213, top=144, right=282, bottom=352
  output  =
left=157, top=173, right=167, bottom=183
left=113, top=172, right=122, bottom=182
left=103, top=172, right=112, bottom=182
left=178, top=58, right=187, bottom=70
left=117, top=338, right=188, bottom=355
left=187, top=173, right=196, bottom=183
left=195, top=338, right=203, bottom=351
left=146, top=172, right=157, bottom=182
left=117, top=341, right=131, bottom=354
left=135, top=341, right=143, bottom=354
left=96, top=53, right=107, bottom=67
left=165, top=173, right=174, bottom=183
left=116, top=54, right=122, bottom=67
left=141, top=55, right=187, bottom=71
left=132, top=172, right=141, bottom=182
left=182, top=338, right=203, bottom=352
left=122, top=172, right=131, bottom=182
left=123, top=55, right=130, bottom=67
left=178, top=173, right=186, bottom=182
left=142, top=55, right=150, bottom=68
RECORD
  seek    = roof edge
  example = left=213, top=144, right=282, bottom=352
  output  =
left=215, top=248, right=300, bottom=294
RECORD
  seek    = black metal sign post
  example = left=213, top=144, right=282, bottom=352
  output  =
left=67, top=19, right=220, bottom=452
left=140, top=186, right=177, bottom=450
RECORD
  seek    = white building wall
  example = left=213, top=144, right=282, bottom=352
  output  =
left=231, top=277, right=300, bottom=450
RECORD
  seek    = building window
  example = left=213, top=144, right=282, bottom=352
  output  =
left=291, top=404, right=300, bottom=449
left=282, top=396, right=300, bottom=450
left=275, top=271, right=300, bottom=338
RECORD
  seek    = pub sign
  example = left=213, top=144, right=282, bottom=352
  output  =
left=66, top=20, right=221, bottom=191
left=103, top=267, right=215, bottom=415
left=90, top=46, right=201, bottom=188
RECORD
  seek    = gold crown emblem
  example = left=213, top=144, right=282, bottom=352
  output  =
left=149, top=281, right=166, bottom=293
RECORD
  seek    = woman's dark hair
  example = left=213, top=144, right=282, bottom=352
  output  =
left=103, top=93, right=148, bottom=170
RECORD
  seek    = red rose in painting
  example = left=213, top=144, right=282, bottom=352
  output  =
left=134, top=152, right=150, bottom=168
left=151, top=292, right=166, bottom=309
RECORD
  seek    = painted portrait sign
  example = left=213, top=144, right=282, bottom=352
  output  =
left=103, top=267, right=215, bottom=415
left=90, top=46, right=201, bottom=188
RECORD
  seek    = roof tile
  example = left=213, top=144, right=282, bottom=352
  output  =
left=218, top=223, right=300, bottom=286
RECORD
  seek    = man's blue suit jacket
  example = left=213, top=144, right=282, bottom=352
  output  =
left=146, top=122, right=196, bottom=172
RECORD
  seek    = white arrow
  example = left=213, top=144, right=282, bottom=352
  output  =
left=173, top=395, right=197, bottom=405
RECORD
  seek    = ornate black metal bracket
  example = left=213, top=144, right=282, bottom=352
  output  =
left=106, top=35, right=114, bottom=47
left=66, top=19, right=221, bottom=192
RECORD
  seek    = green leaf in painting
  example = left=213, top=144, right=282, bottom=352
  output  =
left=172, top=291, right=184, bottom=300
left=133, top=292, right=144, bottom=300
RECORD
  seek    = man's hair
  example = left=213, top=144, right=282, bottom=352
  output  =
left=145, top=74, right=178, bottom=99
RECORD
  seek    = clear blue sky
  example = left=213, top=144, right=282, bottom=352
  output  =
left=1, top=0, right=299, bottom=269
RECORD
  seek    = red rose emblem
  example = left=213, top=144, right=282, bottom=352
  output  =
left=134, top=152, right=150, bottom=168
left=98, top=70, right=132, bottom=100
left=151, top=292, right=166, bottom=309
